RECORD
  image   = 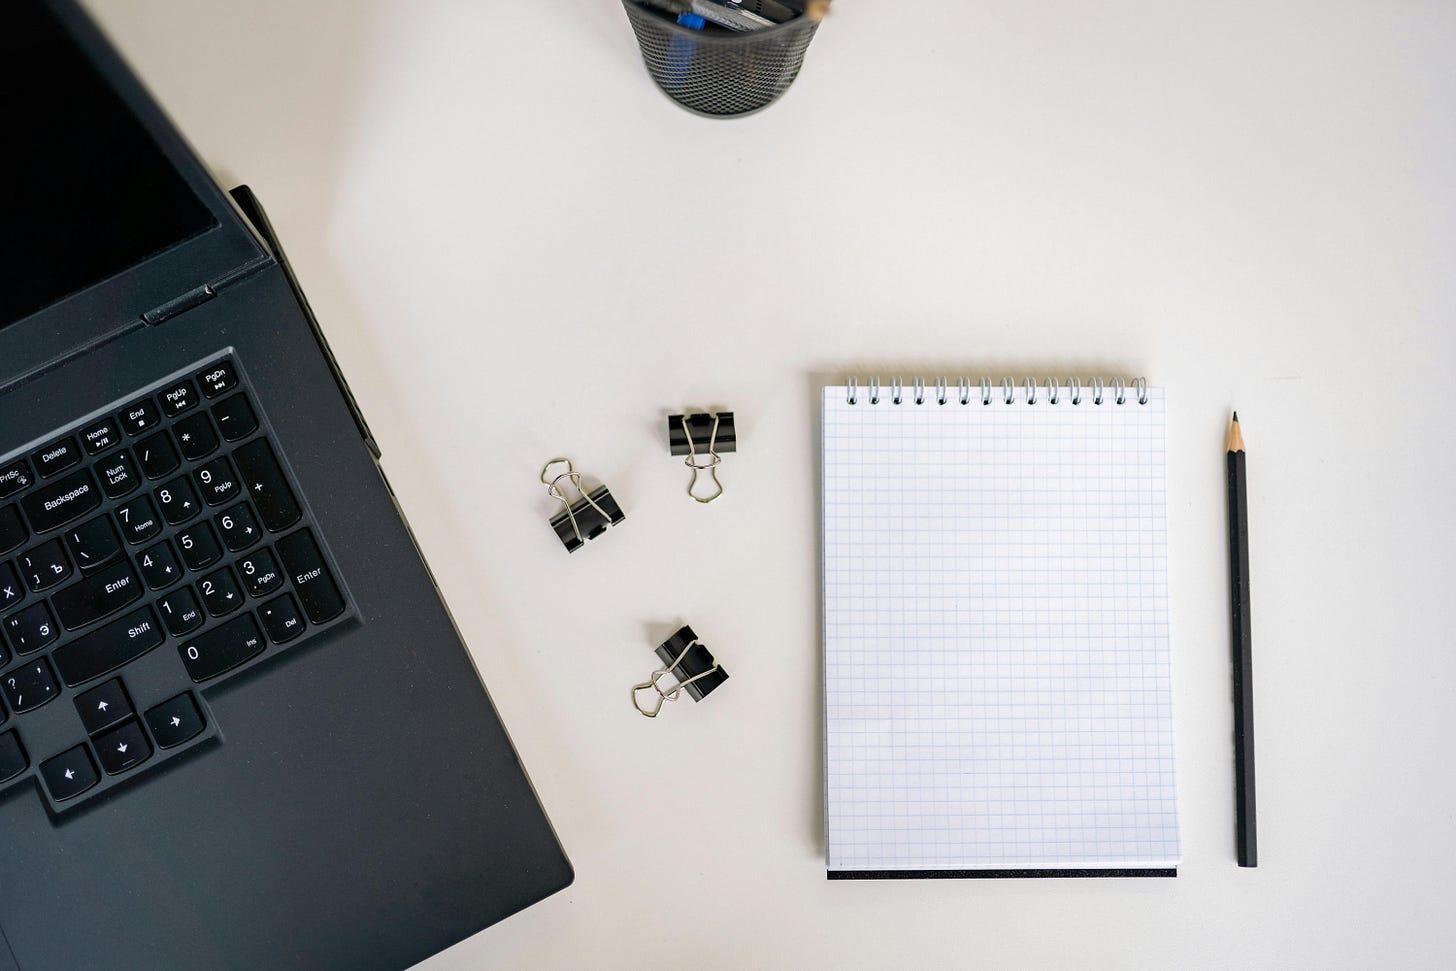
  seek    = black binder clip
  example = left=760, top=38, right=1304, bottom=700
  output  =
left=632, top=625, right=729, bottom=718
left=541, top=457, right=625, bottom=553
left=668, top=411, right=736, bottom=504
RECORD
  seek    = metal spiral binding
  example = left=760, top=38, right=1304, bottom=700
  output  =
left=845, top=376, right=1150, bottom=405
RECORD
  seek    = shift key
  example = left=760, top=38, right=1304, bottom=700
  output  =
left=52, top=561, right=143, bottom=631
left=53, top=607, right=164, bottom=687
left=21, top=469, right=101, bottom=533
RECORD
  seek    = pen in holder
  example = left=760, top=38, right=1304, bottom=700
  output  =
left=621, top=0, right=826, bottom=117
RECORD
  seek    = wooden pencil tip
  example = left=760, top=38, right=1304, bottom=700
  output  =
left=1227, top=413, right=1245, bottom=452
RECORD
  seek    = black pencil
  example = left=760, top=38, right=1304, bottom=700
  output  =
left=1227, top=413, right=1257, bottom=867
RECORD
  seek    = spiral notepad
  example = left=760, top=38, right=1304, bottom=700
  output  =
left=822, top=377, right=1180, bottom=878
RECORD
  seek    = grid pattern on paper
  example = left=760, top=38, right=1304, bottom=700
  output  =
left=822, top=384, right=1179, bottom=871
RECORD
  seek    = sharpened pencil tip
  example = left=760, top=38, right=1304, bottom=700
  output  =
left=1227, top=413, right=1245, bottom=452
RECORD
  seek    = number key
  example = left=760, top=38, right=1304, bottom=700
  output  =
left=237, top=548, right=284, bottom=598
left=216, top=502, right=260, bottom=552
left=198, top=566, right=243, bottom=617
left=156, top=476, right=200, bottom=526
left=137, top=540, right=182, bottom=590
left=176, top=523, right=222, bottom=572
left=114, top=495, right=161, bottom=545
left=157, top=587, right=204, bottom=637
left=194, top=456, right=239, bottom=507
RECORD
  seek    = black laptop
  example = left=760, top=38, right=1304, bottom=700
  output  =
left=0, top=2, right=572, bottom=967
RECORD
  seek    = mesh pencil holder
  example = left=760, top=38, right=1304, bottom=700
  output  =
left=621, top=1, right=821, bottom=117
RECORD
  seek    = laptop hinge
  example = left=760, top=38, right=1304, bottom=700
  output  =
left=142, top=283, right=214, bottom=325
left=141, top=255, right=270, bottom=326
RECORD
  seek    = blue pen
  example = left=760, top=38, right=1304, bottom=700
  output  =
left=666, top=12, right=705, bottom=93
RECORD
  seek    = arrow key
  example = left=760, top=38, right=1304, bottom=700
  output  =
left=40, top=744, right=98, bottom=801
left=198, top=565, right=243, bottom=617
left=215, top=501, right=261, bottom=553
left=75, top=678, right=134, bottom=736
left=156, top=476, right=201, bottom=527
left=95, top=720, right=150, bottom=775
left=145, top=693, right=205, bottom=749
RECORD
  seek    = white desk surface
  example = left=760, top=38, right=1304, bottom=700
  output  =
left=85, top=1, right=1456, bottom=967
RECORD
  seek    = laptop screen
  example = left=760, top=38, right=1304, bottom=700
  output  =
left=1, top=2, right=218, bottom=329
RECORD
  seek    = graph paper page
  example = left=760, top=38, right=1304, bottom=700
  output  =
left=822, top=384, right=1179, bottom=872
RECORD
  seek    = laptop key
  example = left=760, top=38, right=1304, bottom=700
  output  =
left=52, top=561, right=142, bottom=631
left=176, top=523, right=222, bottom=572
left=65, top=517, right=123, bottom=574
left=197, top=360, right=238, bottom=398
left=32, top=436, right=81, bottom=478
left=0, top=461, right=33, bottom=500
left=194, top=456, right=240, bottom=507
left=3, top=602, right=58, bottom=655
left=157, top=587, right=204, bottom=637
left=138, top=540, right=182, bottom=590
left=135, top=432, right=180, bottom=480
left=259, top=593, right=306, bottom=644
left=3, top=658, right=58, bottom=713
left=80, top=418, right=122, bottom=456
left=179, top=612, right=265, bottom=682
left=0, top=504, right=26, bottom=555
left=39, top=745, right=98, bottom=801
left=21, top=468, right=102, bottom=533
left=216, top=502, right=260, bottom=552
left=238, top=548, right=284, bottom=598
left=115, top=495, right=161, bottom=545
left=156, top=476, right=200, bottom=526
left=18, top=538, right=71, bottom=592
left=198, top=566, right=243, bottom=617
left=118, top=399, right=162, bottom=437
left=0, top=731, right=27, bottom=784
left=52, top=607, right=163, bottom=687
left=145, top=694, right=204, bottom=749
left=95, top=720, right=150, bottom=775
left=233, top=439, right=301, bottom=531
left=75, top=679, right=133, bottom=736
left=275, top=529, right=344, bottom=623
left=97, top=449, right=140, bottom=500
left=173, top=411, right=219, bottom=462
left=213, top=394, right=258, bottom=442
left=159, top=379, right=199, bottom=417
left=0, top=563, right=21, bottom=611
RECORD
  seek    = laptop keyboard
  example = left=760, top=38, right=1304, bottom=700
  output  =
left=0, top=355, right=349, bottom=811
